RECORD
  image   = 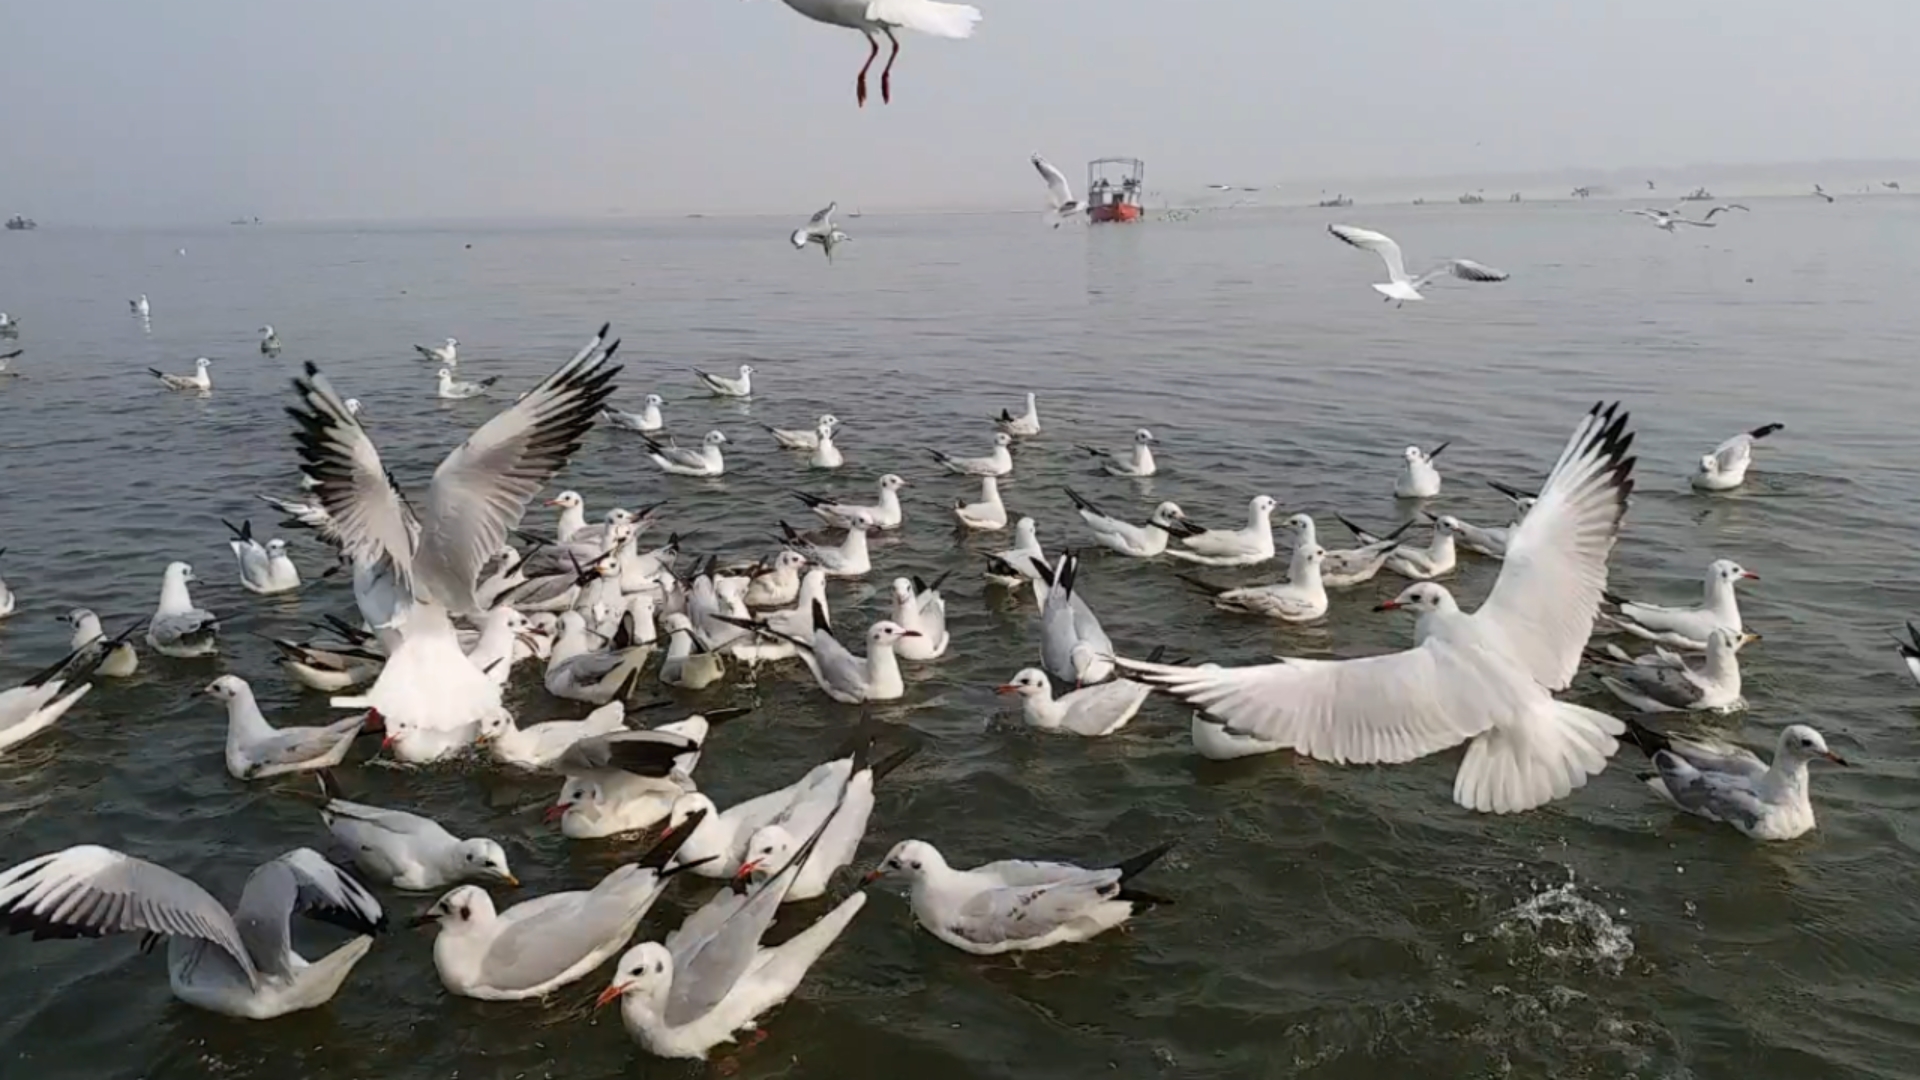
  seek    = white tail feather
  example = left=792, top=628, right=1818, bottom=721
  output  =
left=866, top=0, right=983, bottom=38
left=1452, top=702, right=1622, bottom=814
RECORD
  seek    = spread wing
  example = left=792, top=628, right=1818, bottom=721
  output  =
left=1327, top=224, right=1408, bottom=284
left=289, top=367, right=421, bottom=597
left=0, top=845, right=255, bottom=985
left=1472, top=402, right=1635, bottom=690
left=806, top=202, right=836, bottom=229
left=1031, top=154, right=1075, bottom=210
left=233, top=849, right=385, bottom=977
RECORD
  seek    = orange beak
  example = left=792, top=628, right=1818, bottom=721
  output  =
left=993, top=684, right=1020, bottom=695
left=543, top=802, right=570, bottom=824
left=733, top=859, right=761, bottom=884
left=594, top=982, right=628, bottom=1008
left=861, top=869, right=884, bottom=885
left=1372, top=600, right=1402, bottom=612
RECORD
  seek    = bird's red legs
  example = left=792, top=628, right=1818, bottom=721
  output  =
left=857, top=32, right=880, bottom=106
left=881, top=27, right=901, bottom=103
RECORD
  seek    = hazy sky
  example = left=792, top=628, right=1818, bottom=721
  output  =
left=2, top=1, right=1915, bottom=222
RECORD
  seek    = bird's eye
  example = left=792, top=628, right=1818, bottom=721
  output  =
left=465, top=853, right=474, bottom=862
left=654, top=961, right=664, bottom=974
left=909, top=860, right=922, bottom=871
left=458, top=906, right=471, bottom=920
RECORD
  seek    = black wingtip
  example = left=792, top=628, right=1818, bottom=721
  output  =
left=1062, top=486, right=1097, bottom=514
left=1749, top=422, right=1785, bottom=440
left=869, top=742, right=920, bottom=783
left=700, top=705, right=753, bottom=728
left=1619, top=716, right=1671, bottom=759
left=1109, top=839, right=1176, bottom=883
left=1115, top=886, right=1175, bottom=909
left=1601, top=590, right=1627, bottom=607
left=812, top=598, right=833, bottom=638
left=1174, top=573, right=1222, bottom=597
left=637, top=807, right=708, bottom=872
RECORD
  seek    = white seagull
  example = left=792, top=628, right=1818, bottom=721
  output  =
left=208, top=675, right=370, bottom=781
left=60, top=608, right=140, bottom=678
left=1588, top=628, right=1757, bottom=714
left=604, top=394, right=667, bottom=433
left=147, top=561, right=219, bottom=657
left=790, top=473, right=908, bottom=531
left=1166, top=494, right=1277, bottom=567
left=693, top=363, right=754, bottom=397
left=1031, top=154, right=1081, bottom=227
left=317, top=775, right=517, bottom=891
left=0, top=548, right=12, bottom=618
left=224, top=519, right=300, bottom=594
left=777, top=512, right=874, bottom=576
left=436, top=368, right=498, bottom=400
left=1383, top=515, right=1458, bottom=581
left=1621, top=718, right=1847, bottom=841
left=1180, top=545, right=1329, bottom=623
left=994, top=392, right=1042, bottom=436
left=1894, top=621, right=1920, bottom=686
left=762, top=413, right=841, bottom=450
left=809, top=422, right=844, bottom=469
left=643, top=430, right=729, bottom=477
left=1117, top=401, right=1638, bottom=814
left=928, top=431, right=1014, bottom=476
left=720, top=604, right=919, bottom=704
left=150, top=358, right=212, bottom=393
left=260, top=326, right=282, bottom=355
left=0, top=845, right=384, bottom=1019
left=0, top=640, right=114, bottom=754
left=1327, top=224, right=1510, bottom=305
left=953, top=474, right=1007, bottom=530
left=1394, top=442, right=1448, bottom=498
left=131, top=294, right=151, bottom=318
left=1323, top=514, right=1418, bottom=588
left=997, top=667, right=1150, bottom=737
left=767, top=0, right=984, bottom=107
left=1622, top=207, right=1715, bottom=232
left=790, top=202, right=838, bottom=250
left=889, top=574, right=950, bottom=660
left=1602, top=559, right=1757, bottom=650
left=1038, top=552, right=1114, bottom=687
left=1077, top=428, right=1158, bottom=476
left=1065, top=489, right=1195, bottom=558
left=1691, top=422, right=1785, bottom=492
left=866, top=838, right=1173, bottom=954
left=415, top=337, right=458, bottom=366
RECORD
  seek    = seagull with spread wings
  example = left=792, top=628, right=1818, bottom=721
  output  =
left=1326, top=224, right=1510, bottom=306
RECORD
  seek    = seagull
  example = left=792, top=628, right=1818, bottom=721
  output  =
left=1602, top=559, right=1757, bottom=650
left=809, top=422, right=844, bottom=469
left=985, top=517, right=1048, bottom=595
left=475, top=697, right=629, bottom=771
left=1691, top=423, right=1784, bottom=492
left=150, top=358, right=212, bottom=392
left=1064, top=489, right=1196, bottom=558
left=929, top=432, right=1013, bottom=476
left=732, top=738, right=918, bottom=901
left=207, top=675, right=372, bottom=780
left=953, top=474, right=1007, bottom=530
left=1179, top=545, right=1328, bottom=623
left=1031, top=154, right=1080, bottom=226
left=415, top=337, right=458, bottom=366
left=130, top=294, right=150, bottom=318
left=0, top=312, right=17, bottom=335
left=790, top=473, right=908, bottom=531
left=1327, top=224, right=1509, bottom=305
left=1037, top=552, right=1114, bottom=687
left=436, top=368, right=498, bottom=400
left=693, top=363, right=754, bottom=397
left=224, top=519, right=300, bottom=594
left=1076, top=428, right=1158, bottom=476
left=544, top=619, right=655, bottom=705
left=59, top=608, right=140, bottom=678
left=410, top=812, right=709, bottom=1001
left=1894, top=622, right=1920, bottom=686
left=719, top=603, right=919, bottom=704
left=286, top=324, right=618, bottom=740
left=1313, top=515, right=1417, bottom=588
left=604, top=394, right=666, bottom=433
left=0, top=548, right=12, bottom=618
left=1394, top=442, right=1448, bottom=498
left=548, top=720, right=721, bottom=837
left=1622, top=208, right=1715, bottom=232
left=0, top=632, right=128, bottom=753
left=1620, top=718, right=1846, bottom=841
left=0, top=846, right=384, bottom=1019
left=776, top=513, right=873, bottom=576
left=865, top=838, right=1173, bottom=954
left=889, top=574, right=950, bottom=660
left=993, top=392, right=1041, bottom=436
left=1587, top=628, right=1757, bottom=713
left=147, top=561, right=219, bottom=657
left=1383, top=515, right=1458, bottom=581
left=790, top=202, right=838, bottom=250
left=767, top=0, right=983, bottom=107
left=997, top=667, right=1150, bottom=736
left=1166, top=494, right=1277, bottom=567
left=762, top=413, right=841, bottom=450
left=1812, top=184, right=1835, bottom=204
left=317, top=775, right=517, bottom=891
left=1117, top=401, right=1637, bottom=814
left=267, top=633, right=380, bottom=693
left=259, top=326, right=282, bottom=355
left=0, top=348, right=20, bottom=376
left=660, top=613, right=726, bottom=690
left=664, top=737, right=878, bottom=881
left=643, top=430, right=729, bottom=477
left=1702, top=204, right=1751, bottom=221
left=745, top=550, right=809, bottom=609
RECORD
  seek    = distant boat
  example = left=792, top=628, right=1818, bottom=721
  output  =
left=848, top=207, right=863, bottom=219
left=1680, top=187, right=1714, bottom=201
left=4, top=215, right=36, bottom=231
left=1411, top=198, right=1427, bottom=206
left=1316, top=194, right=1353, bottom=208
left=1571, top=186, right=1592, bottom=199
left=1458, top=192, right=1485, bottom=205
left=1508, top=192, right=1522, bottom=203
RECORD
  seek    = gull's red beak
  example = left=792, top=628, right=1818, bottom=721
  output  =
left=594, top=982, right=628, bottom=1008
left=543, top=802, right=571, bottom=824
left=1373, top=600, right=1402, bottom=612
left=544, top=498, right=563, bottom=507
left=733, top=859, right=761, bottom=884
left=1824, top=751, right=1849, bottom=766
left=861, top=869, right=884, bottom=885
left=380, top=734, right=396, bottom=750
left=993, top=684, right=1020, bottom=695
left=1741, top=571, right=1760, bottom=581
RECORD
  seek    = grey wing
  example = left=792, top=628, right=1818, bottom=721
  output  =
left=323, top=799, right=445, bottom=841
left=411, top=333, right=620, bottom=613
left=477, top=893, right=636, bottom=992
left=811, top=631, right=869, bottom=697
left=663, top=887, right=750, bottom=960
left=661, top=445, right=709, bottom=469
left=0, top=846, right=255, bottom=984
left=949, top=871, right=1121, bottom=944
left=233, top=848, right=384, bottom=977
left=1069, top=595, right=1112, bottom=655
left=151, top=610, right=218, bottom=645
left=1612, top=664, right=1706, bottom=708
left=289, top=367, right=422, bottom=595
left=969, top=859, right=1086, bottom=887
left=247, top=722, right=357, bottom=770
left=1663, top=736, right=1767, bottom=779
left=806, top=202, right=836, bottom=229
left=1710, top=433, right=1753, bottom=472
left=1653, top=753, right=1766, bottom=829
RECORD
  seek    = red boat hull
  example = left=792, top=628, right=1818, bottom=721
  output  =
left=1088, top=203, right=1142, bottom=224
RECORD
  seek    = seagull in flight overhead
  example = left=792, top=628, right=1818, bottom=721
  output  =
left=1031, top=154, right=1080, bottom=227
left=1326, top=224, right=1510, bottom=306
left=790, top=202, right=849, bottom=261
left=1812, top=184, right=1836, bottom=204
left=1622, top=208, right=1716, bottom=233
left=769, top=0, right=984, bottom=107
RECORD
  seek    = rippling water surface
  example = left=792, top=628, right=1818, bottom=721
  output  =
left=2, top=201, right=1919, bottom=1079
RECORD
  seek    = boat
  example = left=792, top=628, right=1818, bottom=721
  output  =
left=1317, top=194, right=1353, bottom=208
left=1681, top=187, right=1714, bottom=201
left=1508, top=192, right=1522, bottom=203
left=1571, top=186, right=1592, bottom=199
left=1086, top=158, right=1145, bottom=223
left=4, top=215, right=36, bottom=231
left=1458, top=192, right=1485, bottom=205
left=848, top=207, right=863, bottom=219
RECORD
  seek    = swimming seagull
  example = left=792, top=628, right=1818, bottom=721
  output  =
left=288, top=324, right=618, bottom=739
left=1037, top=552, right=1114, bottom=687
left=0, top=630, right=131, bottom=753
left=131, top=294, right=150, bottom=318
left=150, top=358, right=212, bottom=392
left=767, top=0, right=984, bottom=107
left=1586, top=627, right=1756, bottom=713
left=809, top=422, right=844, bottom=469
left=1031, top=154, right=1081, bottom=227
left=864, top=837, right=1174, bottom=954
left=693, top=363, right=754, bottom=397
left=1166, top=494, right=1277, bottom=567
left=993, top=392, right=1041, bottom=436
left=643, top=431, right=729, bottom=477
left=718, top=603, right=919, bottom=704
left=603, top=394, right=666, bottom=433
left=0, top=548, right=11, bottom=618
left=1894, top=622, right=1920, bottom=686
left=436, top=368, right=498, bottom=400
left=1382, top=515, right=1458, bottom=581
left=1318, top=514, right=1416, bottom=588
left=928, top=432, right=1014, bottom=476
left=0, top=348, right=20, bottom=376
left=889, top=574, right=950, bottom=659
left=148, top=561, right=219, bottom=657
left=410, top=812, right=710, bottom=1001
left=1620, top=717, right=1846, bottom=841
left=1179, top=544, right=1328, bottom=623
left=1117, top=401, right=1638, bottom=814
left=1064, top=489, right=1196, bottom=558
left=59, top=608, right=140, bottom=678
left=762, top=413, right=841, bottom=450
left=1622, top=208, right=1715, bottom=232
left=224, top=519, right=300, bottom=594
left=1327, top=224, right=1510, bottom=305
left=316, top=774, right=517, bottom=891
left=997, top=666, right=1151, bottom=736
left=1394, top=442, right=1448, bottom=498
left=1691, top=422, right=1784, bottom=492
left=952, top=475, right=1007, bottom=530
left=0, top=312, right=17, bottom=335
left=1601, top=559, right=1757, bottom=651
left=0, top=845, right=385, bottom=1019
left=415, top=337, right=458, bottom=366
left=1076, top=428, right=1158, bottom=476
left=985, top=517, right=1048, bottom=595
left=208, top=675, right=373, bottom=780
left=260, top=326, right=281, bottom=355
left=790, top=473, right=907, bottom=531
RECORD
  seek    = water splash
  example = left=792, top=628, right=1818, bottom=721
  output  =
left=1487, top=873, right=1635, bottom=976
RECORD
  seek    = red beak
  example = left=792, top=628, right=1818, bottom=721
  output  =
left=544, top=498, right=563, bottom=507
left=543, top=802, right=571, bottom=824
left=1373, top=600, right=1402, bottom=612
left=380, top=734, right=395, bottom=750
left=361, top=708, right=385, bottom=733
left=594, top=983, right=627, bottom=1008
left=1741, top=571, right=1760, bottom=581
left=733, top=859, right=761, bottom=884
left=993, top=684, right=1020, bottom=695
left=861, top=869, right=884, bottom=885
